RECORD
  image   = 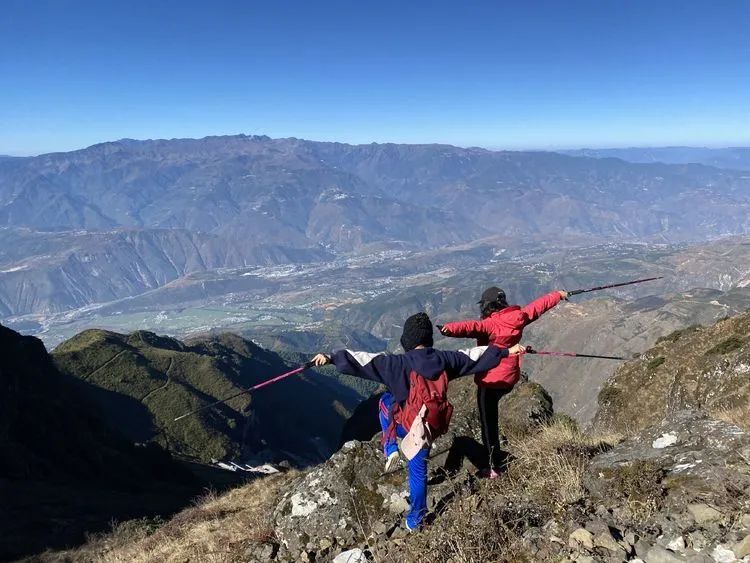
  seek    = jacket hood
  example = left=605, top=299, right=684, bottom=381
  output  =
left=403, top=348, right=448, bottom=380
left=490, top=305, right=529, bottom=329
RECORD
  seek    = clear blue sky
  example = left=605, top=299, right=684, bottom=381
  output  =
left=1, top=0, right=749, bottom=155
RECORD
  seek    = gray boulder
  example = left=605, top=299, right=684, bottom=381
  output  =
left=497, top=380, right=554, bottom=438
left=273, top=439, right=408, bottom=553
left=584, top=410, right=750, bottom=551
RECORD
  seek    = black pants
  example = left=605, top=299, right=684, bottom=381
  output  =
left=477, top=385, right=512, bottom=469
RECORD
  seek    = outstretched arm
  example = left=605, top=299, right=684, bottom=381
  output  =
left=311, top=350, right=404, bottom=385
left=438, top=317, right=491, bottom=339
left=440, top=344, right=526, bottom=380
left=521, top=290, right=567, bottom=323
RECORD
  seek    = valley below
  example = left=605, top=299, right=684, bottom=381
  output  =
left=6, top=235, right=749, bottom=428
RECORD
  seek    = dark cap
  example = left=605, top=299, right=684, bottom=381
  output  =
left=400, top=312, right=434, bottom=351
left=477, top=286, right=506, bottom=305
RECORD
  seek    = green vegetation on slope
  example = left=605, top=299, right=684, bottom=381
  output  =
left=595, top=310, right=750, bottom=433
left=0, top=324, right=200, bottom=561
left=52, top=329, right=362, bottom=464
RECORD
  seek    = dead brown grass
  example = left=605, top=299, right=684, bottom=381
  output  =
left=44, top=472, right=298, bottom=563
left=505, top=419, right=621, bottom=512
left=397, top=419, right=622, bottom=563
left=710, top=403, right=750, bottom=431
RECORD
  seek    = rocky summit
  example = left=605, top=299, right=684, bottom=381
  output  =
left=24, top=312, right=750, bottom=562
left=272, top=377, right=554, bottom=556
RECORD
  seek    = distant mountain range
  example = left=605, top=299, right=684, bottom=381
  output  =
left=1, top=135, right=750, bottom=318
left=561, top=146, right=750, bottom=170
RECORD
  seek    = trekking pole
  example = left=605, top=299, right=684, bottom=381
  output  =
left=567, top=276, right=663, bottom=296
left=173, top=361, right=315, bottom=422
left=524, top=347, right=626, bottom=361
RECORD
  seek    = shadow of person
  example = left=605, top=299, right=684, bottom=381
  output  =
left=428, top=435, right=494, bottom=485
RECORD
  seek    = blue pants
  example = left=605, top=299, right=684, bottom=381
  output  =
left=379, top=392, right=428, bottom=529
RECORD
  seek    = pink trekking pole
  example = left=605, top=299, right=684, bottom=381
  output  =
left=173, top=361, right=315, bottom=422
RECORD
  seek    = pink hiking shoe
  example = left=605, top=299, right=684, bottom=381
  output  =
left=477, top=467, right=501, bottom=479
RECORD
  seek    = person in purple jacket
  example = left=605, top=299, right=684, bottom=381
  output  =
left=312, top=312, right=526, bottom=530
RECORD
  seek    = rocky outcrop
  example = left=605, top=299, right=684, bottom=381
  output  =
left=272, top=405, right=750, bottom=562
left=497, top=380, right=553, bottom=437
left=595, top=311, right=750, bottom=434
left=549, top=410, right=750, bottom=563
left=273, top=439, right=407, bottom=556
left=272, top=377, right=554, bottom=560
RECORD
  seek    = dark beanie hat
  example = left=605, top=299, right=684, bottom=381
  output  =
left=400, top=312, right=434, bottom=351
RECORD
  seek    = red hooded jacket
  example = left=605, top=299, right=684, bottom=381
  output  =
left=441, top=291, right=562, bottom=388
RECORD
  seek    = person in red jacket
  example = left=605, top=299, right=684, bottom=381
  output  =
left=438, top=286, right=568, bottom=477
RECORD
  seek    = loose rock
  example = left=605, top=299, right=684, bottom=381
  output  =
left=711, top=544, right=738, bottom=563
left=732, top=534, right=750, bottom=558
left=569, top=528, right=595, bottom=550
left=687, top=504, right=723, bottom=525
left=333, top=548, right=367, bottom=563
left=645, top=545, right=688, bottom=562
left=594, top=530, right=623, bottom=553
left=666, top=536, right=686, bottom=552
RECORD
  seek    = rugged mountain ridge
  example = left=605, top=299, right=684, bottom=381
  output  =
left=3, top=136, right=749, bottom=244
left=47, top=311, right=750, bottom=563
left=0, top=324, right=200, bottom=560
left=2, top=135, right=750, bottom=320
left=52, top=329, right=361, bottom=465
left=595, top=309, right=750, bottom=434
left=563, top=146, right=750, bottom=171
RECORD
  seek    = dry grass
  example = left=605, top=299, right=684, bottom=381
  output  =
left=45, top=472, right=297, bottom=563
left=711, top=403, right=750, bottom=431
left=397, top=476, right=524, bottom=563
left=505, top=418, right=621, bottom=512
left=605, top=460, right=667, bottom=520
left=398, top=419, right=622, bottom=563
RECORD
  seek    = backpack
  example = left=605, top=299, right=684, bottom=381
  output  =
left=395, top=370, right=454, bottom=439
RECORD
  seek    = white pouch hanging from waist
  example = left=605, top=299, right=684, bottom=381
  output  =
left=400, top=404, right=431, bottom=460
